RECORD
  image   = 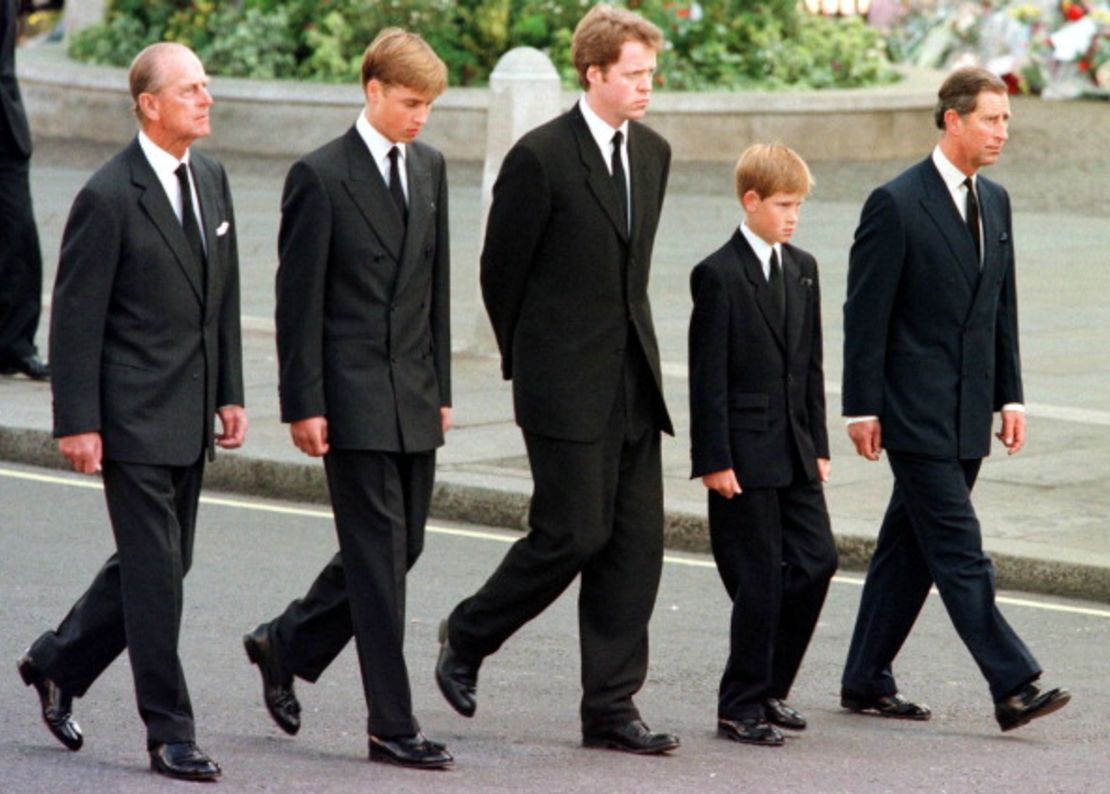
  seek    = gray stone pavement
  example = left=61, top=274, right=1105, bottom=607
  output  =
left=2, top=95, right=1108, bottom=600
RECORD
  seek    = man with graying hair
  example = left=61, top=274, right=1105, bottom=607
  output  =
left=16, top=42, right=244, bottom=782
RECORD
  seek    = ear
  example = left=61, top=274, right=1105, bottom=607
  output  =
left=585, top=63, right=603, bottom=89
left=365, top=78, right=382, bottom=106
left=741, top=189, right=762, bottom=214
left=943, top=107, right=962, bottom=134
left=138, top=92, right=160, bottom=123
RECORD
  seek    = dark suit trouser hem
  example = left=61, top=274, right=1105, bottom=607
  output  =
left=842, top=452, right=1040, bottom=702
left=449, top=360, right=664, bottom=732
left=709, top=476, right=836, bottom=720
left=30, top=458, right=204, bottom=746
left=0, top=158, right=43, bottom=360
left=314, top=449, right=433, bottom=736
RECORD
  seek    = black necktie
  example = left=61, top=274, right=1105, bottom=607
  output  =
left=388, top=146, right=407, bottom=224
left=611, top=130, right=629, bottom=236
left=768, top=248, right=785, bottom=319
left=174, top=163, right=206, bottom=265
left=964, top=176, right=980, bottom=265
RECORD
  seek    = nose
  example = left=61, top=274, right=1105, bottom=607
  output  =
left=199, top=87, right=213, bottom=107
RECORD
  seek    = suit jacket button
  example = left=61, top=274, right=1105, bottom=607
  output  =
left=390, top=356, right=397, bottom=363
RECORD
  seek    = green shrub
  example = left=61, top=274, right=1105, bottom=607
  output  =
left=67, top=0, right=898, bottom=90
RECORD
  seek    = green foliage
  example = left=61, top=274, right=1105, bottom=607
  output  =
left=67, top=0, right=898, bottom=90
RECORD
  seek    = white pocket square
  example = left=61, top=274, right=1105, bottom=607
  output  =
left=216, top=221, right=230, bottom=237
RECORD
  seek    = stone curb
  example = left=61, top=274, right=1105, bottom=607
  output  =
left=4, top=424, right=1106, bottom=604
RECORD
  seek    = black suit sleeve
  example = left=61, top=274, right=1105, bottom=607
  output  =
left=805, top=261, right=830, bottom=459
left=688, top=262, right=733, bottom=478
left=432, top=153, right=451, bottom=406
left=215, top=162, right=244, bottom=408
left=479, top=144, right=551, bottom=379
left=842, top=187, right=905, bottom=417
left=275, top=159, right=333, bottom=423
left=49, top=185, right=121, bottom=437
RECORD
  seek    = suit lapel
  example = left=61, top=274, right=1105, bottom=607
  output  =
left=129, top=139, right=204, bottom=303
left=782, top=246, right=807, bottom=356
left=193, top=155, right=223, bottom=314
left=629, top=122, right=662, bottom=247
left=967, top=177, right=1005, bottom=317
left=340, top=127, right=405, bottom=262
left=917, top=158, right=980, bottom=288
left=569, top=107, right=628, bottom=242
left=731, top=231, right=785, bottom=351
left=393, top=143, right=433, bottom=296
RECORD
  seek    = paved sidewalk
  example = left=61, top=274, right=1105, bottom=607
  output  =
left=3, top=96, right=1108, bottom=601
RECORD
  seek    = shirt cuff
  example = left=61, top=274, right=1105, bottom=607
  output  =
left=1001, top=403, right=1025, bottom=413
left=845, top=415, right=879, bottom=425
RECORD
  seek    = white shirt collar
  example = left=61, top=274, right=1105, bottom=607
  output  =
left=739, top=221, right=781, bottom=279
left=356, top=110, right=405, bottom=168
left=138, top=129, right=190, bottom=176
left=579, top=96, right=629, bottom=165
left=932, top=145, right=975, bottom=192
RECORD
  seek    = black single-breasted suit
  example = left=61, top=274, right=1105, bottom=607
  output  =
left=841, top=157, right=1039, bottom=703
left=265, top=127, right=451, bottom=737
left=688, top=230, right=836, bottom=721
left=29, top=136, right=244, bottom=748
left=447, top=104, right=672, bottom=733
left=0, top=0, right=44, bottom=364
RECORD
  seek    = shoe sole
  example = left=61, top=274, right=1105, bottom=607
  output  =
left=242, top=634, right=300, bottom=736
left=841, top=698, right=931, bottom=721
left=150, top=762, right=221, bottom=782
left=435, top=621, right=477, bottom=718
left=998, top=691, right=1071, bottom=732
left=17, top=655, right=84, bottom=752
left=582, top=737, right=680, bottom=754
left=368, top=747, right=453, bottom=769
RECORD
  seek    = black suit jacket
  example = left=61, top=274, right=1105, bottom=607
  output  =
left=50, top=137, right=244, bottom=465
left=275, top=127, right=451, bottom=453
left=842, top=157, right=1022, bottom=460
left=689, top=231, right=828, bottom=488
left=1, top=0, right=31, bottom=160
left=480, top=105, right=672, bottom=442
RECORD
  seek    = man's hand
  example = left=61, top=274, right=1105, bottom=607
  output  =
left=817, top=457, right=831, bottom=483
left=701, top=468, right=742, bottom=499
left=997, top=409, right=1026, bottom=455
left=848, top=419, right=882, bottom=461
left=441, top=406, right=453, bottom=434
left=290, top=416, right=329, bottom=457
left=216, top=405, right=247, bottom=449
left=58, top=432, right=102, bottom=474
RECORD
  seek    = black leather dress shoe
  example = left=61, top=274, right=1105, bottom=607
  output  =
left=435, top=620, right=478, bottom=718
left=0, top=354, right=50, bottom=380
left=149, top=741, right=221, bottom=781
left=718, top=717, right=785, bottom=747
left=17, top=653, right=83, bottom=751
left=583, top=719, right=680, bottom=754
left=369, top=732, right=453, bottom=769
left=841, top=690, right=931, bottom=721
left=995, top=682, right=1070, bottom=732
left=763, top=698, right=806, bottom=731
left=243, top=625, right=301, bottom=735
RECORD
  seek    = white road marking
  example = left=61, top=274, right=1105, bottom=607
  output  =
left=3, top=465, right=1107, bottom=618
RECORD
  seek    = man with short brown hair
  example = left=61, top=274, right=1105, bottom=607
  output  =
left=17, top=41, right=244, bottom=782
left=436, top=4, right=678, bottom=755
left=840, top=66, right=1069, bottom=732
left=243, top=28, right=453, bottom=770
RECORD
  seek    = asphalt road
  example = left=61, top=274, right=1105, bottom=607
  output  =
left=1, top=462, right=1107, bottom=792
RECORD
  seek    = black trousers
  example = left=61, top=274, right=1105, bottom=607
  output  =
left=842, top=452, right=1040, bottom=701
left=267, top=449, right=434, bottom=736
left=708, top=469, right=836, bottom=721
left=29, top=458, right=204, bottom=747
left=447, top=350, right=665, bottom=733
left=0, top=156, right=44, bottom=362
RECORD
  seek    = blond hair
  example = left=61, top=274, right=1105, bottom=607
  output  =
left=361, top=27, right=447, bottom=96
left=571, top=4, right=663, bottom=90
left=735, top=143, right=814, bottom=201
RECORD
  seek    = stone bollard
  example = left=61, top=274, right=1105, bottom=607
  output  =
left=466, top=47, right=561, bottom=355
left=63, top=0, right=107, bottom=39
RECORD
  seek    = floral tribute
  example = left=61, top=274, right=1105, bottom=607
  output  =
left=886, top=0, right=1110, bottom=98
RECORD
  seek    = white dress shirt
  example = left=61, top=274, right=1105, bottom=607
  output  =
left=738, top=221, right=781, bottom=282
left=138, top=130, right=205, bottom=251
left=356, top=111, right=408, bottom=200
left=579, top=96, right=630, bottom=227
